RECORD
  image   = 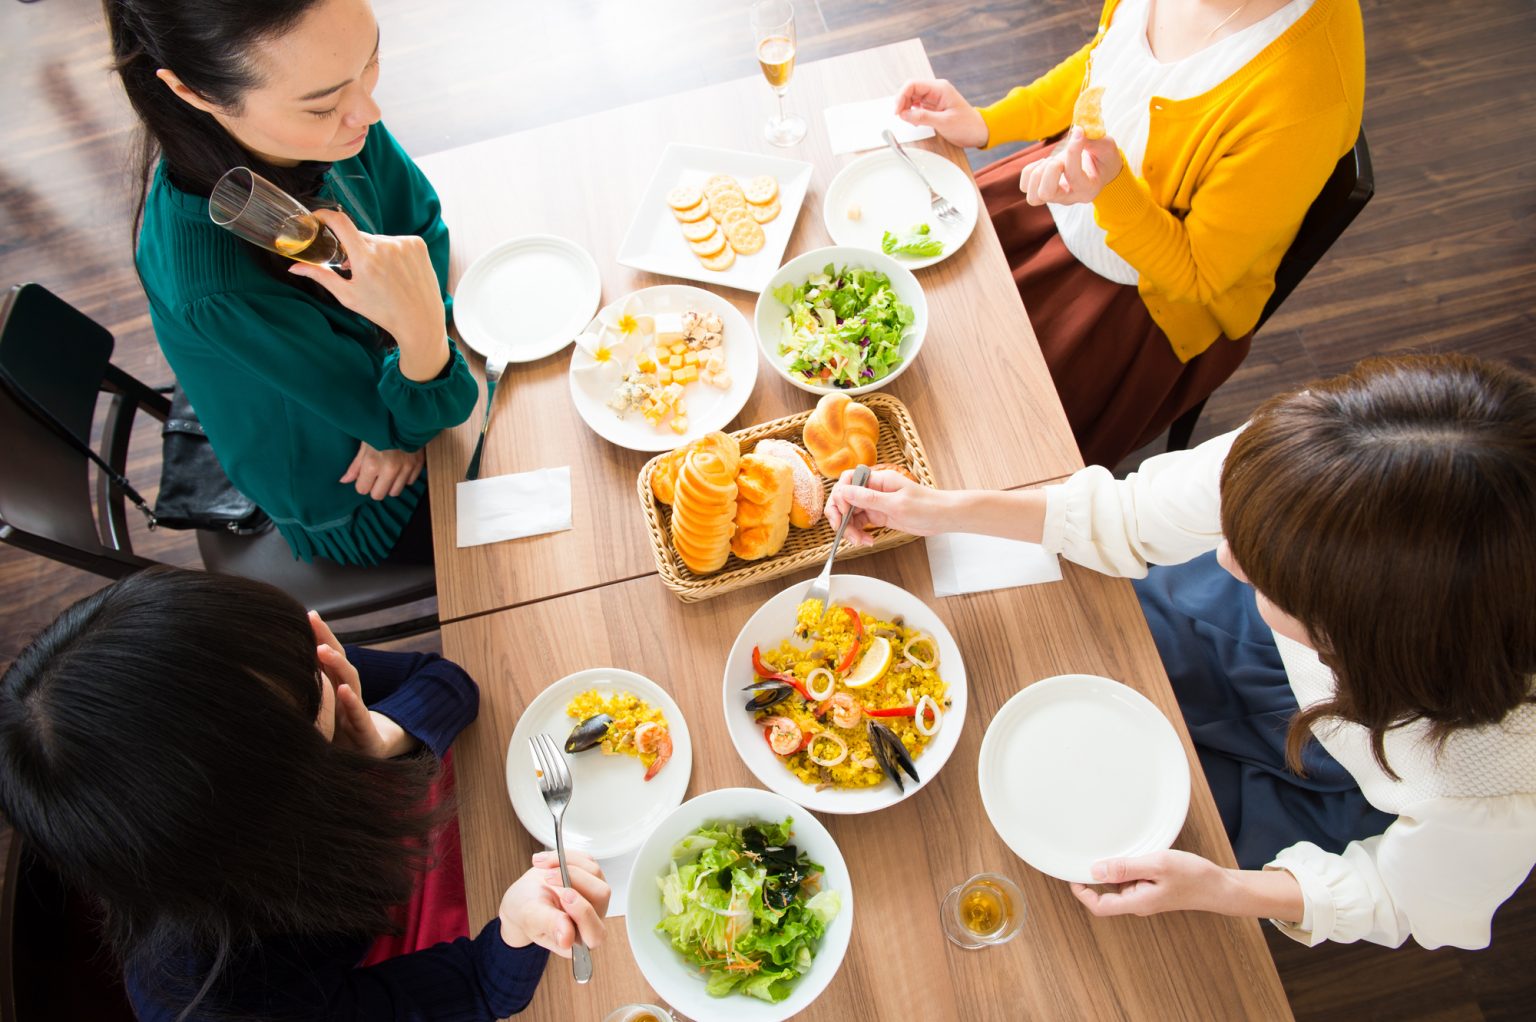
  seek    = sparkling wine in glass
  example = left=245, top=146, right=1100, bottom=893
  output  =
left=209, top=166, right=348, bottom=271
left=750, top=0, right=806, bottom=147
left=941, top=872, right=1026, bottom=949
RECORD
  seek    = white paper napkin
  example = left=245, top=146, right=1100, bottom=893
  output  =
left=823, top=95, right=936, bottom=156
left=926, top=532, right=1063, bottom=597
left=455, top=466, right=573, bottom=548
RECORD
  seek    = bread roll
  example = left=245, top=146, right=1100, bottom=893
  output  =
left=802, top=392, right=879, bottom=479
left=730, top=453, right=793, bottom=560
left=670, top=447, right=739, bottom=573
left=871, top=462, right=917, bottom=484
left=752, top=438, right=824, bottom=529
left=650, top=431, right=741, bottom=506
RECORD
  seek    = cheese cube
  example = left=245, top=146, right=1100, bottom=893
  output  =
left=658, top=367, right=673, bottom=385
left=683, top=351, right=699, bottom=366
left=654, top=313, right=685, bottom=348
left=670, top=342, right=688, bottom=356
left=668, top=354, right=683, bottom=369
left=636, top=353, right=657, bottom=373
left=674, top=365, right=699, bottom=384
left=670, top=416, right=689, bottom=434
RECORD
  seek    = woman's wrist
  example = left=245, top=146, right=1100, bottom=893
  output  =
left=393, top=325, right=451, bottom=382
left=367, top=711, right=421, bottom=758
left=1208, top=866, right=1304, bottom=923
left=950, top=487, right=1048, bottom=543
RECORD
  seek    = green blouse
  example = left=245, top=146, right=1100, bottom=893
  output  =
left=137, top=122, right=477, bottom=566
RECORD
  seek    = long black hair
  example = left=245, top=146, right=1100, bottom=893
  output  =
left=0, top=568, right=446, bottom=1020
left=103, top=0, right=333, bottom=227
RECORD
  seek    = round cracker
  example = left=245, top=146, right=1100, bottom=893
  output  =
left=724, top=218, right=766, bottom=255
left=748, top=199, right=780, bottom=224
left=667, top=184, right=703, bottom=211
left=697, top=246, right=736, bottom=272
left=673, top=199, right=711, bottom=223
left=743, top=175, right=779, bottom=205
left=719, top=206, right=753, bottom=228
left=703, top=173, right=736, bottom=193
left=708, top=189, right=747, bottom=219
left=690, top=231, right=728, bottom=257
left=680, top=219, right=719, bottom=242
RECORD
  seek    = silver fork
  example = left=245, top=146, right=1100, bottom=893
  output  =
left=881, top=129, right=964, bottom=227
left=464, top=356, right=505, bottom=481
left=529, top=733, right=593, bottom=984
left=805, top=463, right=871, bottom=610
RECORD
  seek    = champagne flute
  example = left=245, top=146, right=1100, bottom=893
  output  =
left=750, top=0, right=806, bottom=147
left=208, top=166, right=348, bottom=271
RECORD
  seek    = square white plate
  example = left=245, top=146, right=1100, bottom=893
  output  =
left=617, top=143, right=814, bottom=293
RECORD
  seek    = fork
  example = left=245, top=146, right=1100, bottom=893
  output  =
left=529, top=733, right=593, bottom=984
left=464, top=356, right=505, bottom=481
left=881, top=129, right=965, bottom=227
left=805, top=463, right=871, bottom=611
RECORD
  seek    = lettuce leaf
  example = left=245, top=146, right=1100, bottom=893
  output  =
left=881, top=222, right=944, bottom=258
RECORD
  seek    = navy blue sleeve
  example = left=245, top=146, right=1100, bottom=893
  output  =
left=330, top=922, right=549, bottom=1021
left=346, top=646, right=478, bottom=760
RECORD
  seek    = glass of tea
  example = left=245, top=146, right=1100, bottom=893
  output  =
left=749, top=0, right=806, bottom=146
left=602, top=1005, right=674, bottom=1022
left=209, top=166, right=348, bottom=271
left=941, top=872, right=1025, bottom=949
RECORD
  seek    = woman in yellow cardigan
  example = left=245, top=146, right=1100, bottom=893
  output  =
left=897, top=0, right=1364, bottom=465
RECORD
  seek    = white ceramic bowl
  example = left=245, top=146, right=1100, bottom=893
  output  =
left=625, top=787, right=855, bottom=1022
left=721, top=574, right=967, bottom=814
left=753, top=245, right=928, bottom=397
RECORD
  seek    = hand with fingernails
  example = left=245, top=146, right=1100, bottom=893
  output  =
left=1018, top=127, right=1124, bottom=207
left=499, top=849, right=611, bottom=956
left=893, top=78, right=990, bottom=149
left=340, top=440, right=424, bottom=501
left=309, top=610, right=414, bottom=758
left=826, top=467, right=961, bottom=547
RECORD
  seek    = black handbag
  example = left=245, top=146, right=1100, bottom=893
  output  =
left=154, top=386, right=271, bottom=535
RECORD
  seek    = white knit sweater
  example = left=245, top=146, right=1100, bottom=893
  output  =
left=1041, top=429, right=1536, bottom=948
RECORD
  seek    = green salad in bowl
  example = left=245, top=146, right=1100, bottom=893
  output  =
left=756, top=246, right=928, bottom=398
left=658, top=818, right=842, bottom=1002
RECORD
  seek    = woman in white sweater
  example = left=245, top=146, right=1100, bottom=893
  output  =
left=827, top=354, right=1536, bottom=949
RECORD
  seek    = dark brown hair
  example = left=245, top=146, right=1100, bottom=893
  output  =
left=0, top=567, right=447, bottom=1021
left=1220, top=354, right=1536, bottom=778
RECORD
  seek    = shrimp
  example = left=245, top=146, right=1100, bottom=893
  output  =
left=760, top=716, right=805, bottom=756
left=827, top=692, right=863, bottom=730
left=635, top=723, right=673, bottom=781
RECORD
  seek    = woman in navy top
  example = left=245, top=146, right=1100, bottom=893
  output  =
left=0, top=568, right=607, bottom=1021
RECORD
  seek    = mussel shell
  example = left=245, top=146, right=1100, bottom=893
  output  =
left=742, top=680, right=794, bottom=712
left=868, top=720, right=920, bottom=790
left=564, top=713, right=614, bottom=753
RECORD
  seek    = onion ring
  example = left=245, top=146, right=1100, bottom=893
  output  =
left=915, top=695, right=941, bottom=737
left=903, top=633, right=937, bottom=670
left=805, top=730, right=849, bottom=767
left=806, top=666, right=836, bottom=702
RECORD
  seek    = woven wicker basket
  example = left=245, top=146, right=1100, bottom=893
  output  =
left=637, top=393, right=935, bottom=602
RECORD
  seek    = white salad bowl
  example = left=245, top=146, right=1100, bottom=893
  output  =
left=625, top=787, right=855, bottom=1022
left=753, top=245, right=928, bottom=397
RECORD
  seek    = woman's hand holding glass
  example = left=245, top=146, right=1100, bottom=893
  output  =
left=500, top=850, right=610, bottom=957
left=1020, top=127, right=1124, bottom=206
left=895, top=78, right=990, bottom=149
left=288, top=208, right=450, bottom=381
left=341, top=440, right=424, bottom=501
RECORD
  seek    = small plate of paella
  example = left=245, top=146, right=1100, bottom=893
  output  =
left=721, top=575, right=967, bottom=814
left=506, top=667, right=693, bottom=858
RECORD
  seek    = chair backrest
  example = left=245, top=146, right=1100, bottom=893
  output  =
left=1254, top=130, right=1375, bottom=333
left=0, top=283, right=168, bottom=578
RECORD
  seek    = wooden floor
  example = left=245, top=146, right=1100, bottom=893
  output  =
left=1, top=0, right=1532, bottom=1017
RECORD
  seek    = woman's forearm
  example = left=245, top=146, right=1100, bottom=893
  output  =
left=940, top=487, right=1049, bottom=544
left=1212, top=867, right=1305, bottom=923
left=394, top=327, right=451, bottom=382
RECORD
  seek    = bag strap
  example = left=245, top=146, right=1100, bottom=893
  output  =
left=0, top=362, right=158, bottom=528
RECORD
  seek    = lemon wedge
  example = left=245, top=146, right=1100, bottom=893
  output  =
left=842, top=636, right=892, bottom=689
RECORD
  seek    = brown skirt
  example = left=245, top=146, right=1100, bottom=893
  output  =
left=977, top=142, right=1252, bottom=467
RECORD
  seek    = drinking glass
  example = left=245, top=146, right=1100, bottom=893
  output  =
left=750, top=0, right=806, bottom=146
left=940, top=872, right=1026, bottom=949
left=208, top=166, right=348, bottom=271
left=602, top=1005, right=674, bottom=1022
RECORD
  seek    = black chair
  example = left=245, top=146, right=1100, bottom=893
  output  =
left=1166, top=130, right=1375, bottom=451
left=0, top=283, right=437, bottom=643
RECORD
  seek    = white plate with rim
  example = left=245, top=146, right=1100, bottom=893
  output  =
left=453, top=235, right=602, bottom=363
left=754, top=245, right=928, bottom=397
left=505, top=667, right=692, bottom=859
left=617, top=143, right=814, bottom=294
left=978, top=674, right=1191, bottom=883
left=567, top=285, right=759, bottom=452
left=721, top=574, right=967, bottom=814
left=625, top=787, right=854, bottom=1022
left=822, top=148, right=980, bottom=270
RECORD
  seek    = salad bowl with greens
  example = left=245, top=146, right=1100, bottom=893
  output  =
left=626, top=787, right=854, bottom=1021
left=754, top=246, right=928, bottom=397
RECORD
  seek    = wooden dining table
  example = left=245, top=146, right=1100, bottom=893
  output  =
left=420, top=38, right=1293, bottom=1022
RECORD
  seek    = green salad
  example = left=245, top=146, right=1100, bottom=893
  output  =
left=772, top=264, right=915, bottom=389
left=881, top=223, right=945, bottom=259
left=657, top=818, right=841, bottom=1003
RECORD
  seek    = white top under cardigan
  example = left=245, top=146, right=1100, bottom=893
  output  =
left=1051, top=0, right=1315, bottom=285
left=1040, top=429, right=1536, bottom=949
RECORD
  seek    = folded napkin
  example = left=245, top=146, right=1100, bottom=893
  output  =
left=823, top=95, right=936, bottom=155
left=926, top=532, right=1063, bottom=597
left=455, top=466, right=572, bottom=548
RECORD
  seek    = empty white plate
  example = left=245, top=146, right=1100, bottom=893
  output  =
left=506, top=667, right=692, bottom=859
left=453, top=235, right=602, bottom=363
left=978, top=674, right=1190, bottom=883
left=822, top=149, right=980, bottom=270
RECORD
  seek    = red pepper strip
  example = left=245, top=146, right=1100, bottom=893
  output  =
left=836, top=607, right=864, bottom=673
left=864, top=706, right=916, bottom=718
left=752, top=646, right=812, bottom=702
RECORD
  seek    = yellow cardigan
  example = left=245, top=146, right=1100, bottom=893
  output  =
left=979, top=0, right=1364, bottom=361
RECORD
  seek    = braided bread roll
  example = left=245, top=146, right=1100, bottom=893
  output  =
left=651, top=431, right=741, bottom=506
left=730, top=453, right=794, bottom=560
left=670, top=445, right=739, bottom=574
left=802, top=392, right=879, bottom=479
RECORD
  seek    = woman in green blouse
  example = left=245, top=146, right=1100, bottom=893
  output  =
left=108, top=0, right=478, bottom=566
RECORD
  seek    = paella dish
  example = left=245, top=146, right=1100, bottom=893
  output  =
left=563, top=689, right=674, bottom=781
left=742, top=599, right=948, bottom=791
